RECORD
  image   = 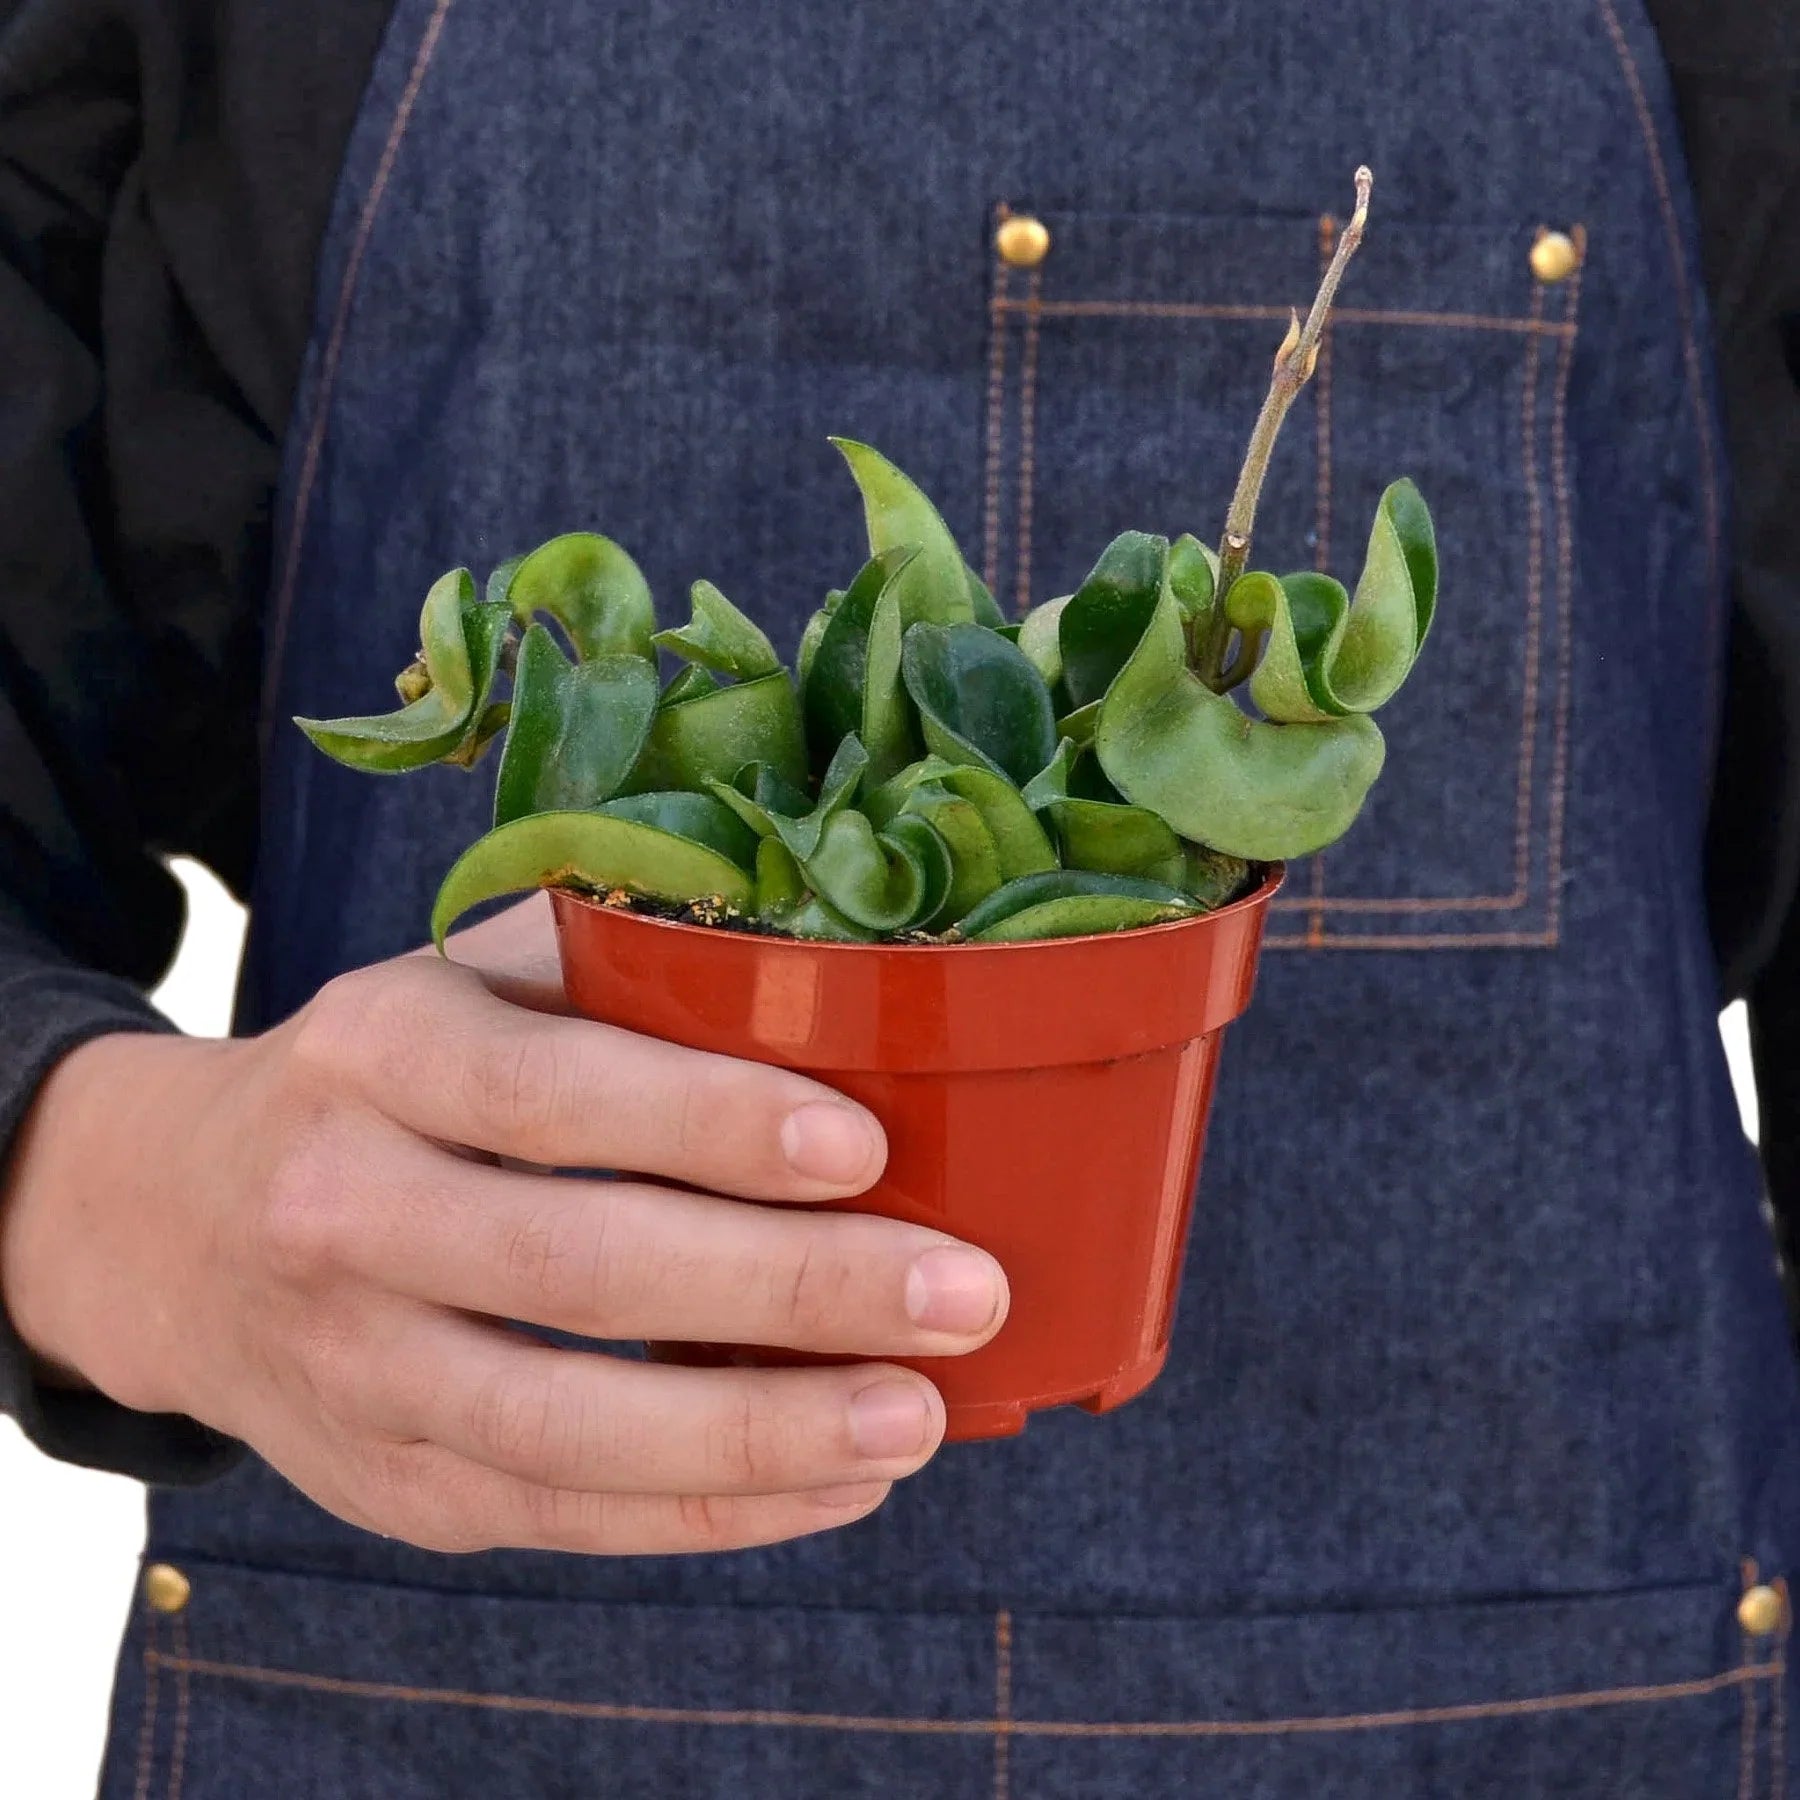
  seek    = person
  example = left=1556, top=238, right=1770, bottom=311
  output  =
left=1, top=0, right=1795, bottom=1793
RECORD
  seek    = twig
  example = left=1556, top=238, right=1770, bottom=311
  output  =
left=1195, top=166, right=1373, bottom=691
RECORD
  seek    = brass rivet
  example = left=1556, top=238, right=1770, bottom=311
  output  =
left=996, top=215, right=1051, bottom=269
left=1529, top=229, right=1582, bottom=284
left=1738, top=1583, right=1784, bottom=1638
left=143, top=1563, right=192, bottom=1615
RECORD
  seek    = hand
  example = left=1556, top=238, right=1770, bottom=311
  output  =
left=0, top=896, right=1009, bottom=1554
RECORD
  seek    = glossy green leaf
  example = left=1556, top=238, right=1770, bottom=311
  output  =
left=1055, top=698, right=1101, bottom=749
left=625, top=670, right=807, bottom=795
left=717, top=734, right=868, bottom=859
left=897, top=782, right=1003, bottom=923
left=662, top=665, right=722, bottom=707
left=796, top=605, right=831, bottom=692
left=901, top=622, right=1057, bottom=787
left=1017, top=596, right=1069, bottom=692
left=486, top=555, right=525, bottom=609
left=831, top=438, right=974, bottom=627
left=1058, top=532, right=1169, bottom=711
left=767, top=894, right=878, bottom=942
left=296, top=568, right=511, bottom=772
left=431, top=811, right=752, bottom=950
left=804, top=807, right=944, bottom=931
left=492, top=626, right=657, bottom=825
left=861, top=554, right=920, bottom=787
left=652, top=579, right=781, bottom=681
left=1019, top=738, right=1185, bottom=884
left=967, top=567, right=1007, bottom=628
left=924, top=759, right=1057, bottom=880
left=801, top=548, right=916, bottom=773
left=1167, top=534, right=1218, bottom=625
left=597, top=791, right=761, bottom=871
left=1020, top=738, right=1080, bottom=811
left=754, top=837, right=806, bottom=912
left=958, top=871, right=1193, bottom=943
left=1183, top=845, right=1254, bottom=909
left=498, top=532, right=657, bottom=662
left=1238, top=480, right=1436, bottom=722
left=1095, top=584, right=1386, bottom=859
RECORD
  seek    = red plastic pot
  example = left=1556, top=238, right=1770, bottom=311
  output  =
left=550, top=867, right=1281, bottom=1440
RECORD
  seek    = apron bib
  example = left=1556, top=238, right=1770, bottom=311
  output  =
left=108, top=1, right=1800, bottom=1792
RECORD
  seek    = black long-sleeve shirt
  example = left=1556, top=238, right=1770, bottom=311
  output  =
left=1, top=0, right=1796, bottom=1484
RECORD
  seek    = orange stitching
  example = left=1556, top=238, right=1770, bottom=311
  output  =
left=1511, top=281, right=1548, bottom=914
left=1271, top=893, right=1531, bottom=915
left=1742, top=1616, right=1758, bottom=1800
left=1267, top=930, right=1560, bottom=950
left=994, top=1611, right=1013, bottom=1800
left=1541, top=257, right=1583, bottom=946
left=995, top=297, right=1574, bottom=336
left=1593, top=0, right=1725, bottom=751
left=167, top=1614, right=191, bottom=1800
left=258, top=0, right=458, bottom=759
left=1012, top=271, right=1044, bottom=616
left=983, top=215, right=1013, bottom=596
left=1774, top=1579, right=1790, bottom=1799
left=133, top=1615, right=159, bottom=1800
left=145, top=1649, right=1775, bottom=1738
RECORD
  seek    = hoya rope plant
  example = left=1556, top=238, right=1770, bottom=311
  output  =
left=298, top=168, right=1435, bottom=948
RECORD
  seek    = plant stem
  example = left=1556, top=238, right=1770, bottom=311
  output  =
left=1195, top=166, right=1373, bottom=692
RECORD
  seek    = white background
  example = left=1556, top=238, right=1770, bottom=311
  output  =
left=0, top=858, right=1769, bottom=1796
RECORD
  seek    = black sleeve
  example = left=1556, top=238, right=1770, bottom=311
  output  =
left=0, top=0, right=392, bottom=1482
left=1655, top=6, right=1800, bottom=1278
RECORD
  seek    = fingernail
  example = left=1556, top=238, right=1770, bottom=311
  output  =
left=849, top=1380, right=934, bottom=1460
left=811, top=1481, right=891, bottom=1510
left=781, top=1102, right=879, bottom=1185
left=905, top=1245, right=1004, bottom=1337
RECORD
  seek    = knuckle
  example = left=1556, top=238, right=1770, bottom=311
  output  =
left=769, top=1233, right=855, bottom=1343
left=675, top=1490, right=746, bottom=1549
left=466, top=1029, right=573, bottom=1149
left=291, top=1315, right=367, bottom=1418
left=501, top=1197, right=596, bottom=1315
left=706, top=1380, right=789, bottom=1493
left=288, top=972, right=379, bottom=1082
left=259, top=1131, right=357, bottom=1284
left=465, top=1367, right=599, bottom=1483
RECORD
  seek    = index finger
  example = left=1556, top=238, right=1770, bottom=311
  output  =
left=347, top=956, right=886, bottom=1202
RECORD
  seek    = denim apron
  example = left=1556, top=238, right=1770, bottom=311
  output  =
left=104, top=1, right=1800, bottom=1793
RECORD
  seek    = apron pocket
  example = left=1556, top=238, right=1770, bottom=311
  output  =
left=981, top=202, right=1584, bottom=950
left=108, top=1557, right=1784, bottom=1798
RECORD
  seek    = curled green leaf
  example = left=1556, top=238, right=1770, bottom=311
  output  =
left=652, top=579, right=781, bottom=681
left=498, top=532, right=657, bottom=662
left=598, top=790, right=761, bottom=871
left=958, top=871, right=1194, bottom=943
left=296, top=568, right=511, bottom=772
left=1238, top=479, right=1437, bottom=722
left=492, top=625, right=657, bottom=825
left=625, top=670, right=807, bottom=796
left=1095, top=584, right=1386, bottom=859
left=901, top=622, right=1057, bottom=787
left=1020, top=739, right=1185, bottom=885
left=805, top=807, right=944, bottom=932
left=1058, top=532, right=1169, bottom=710
left=801, top=548, right=917, bottom=774
left=832, top=438, right=974, bottom=627
left=431, top=811, right=752, bottom=950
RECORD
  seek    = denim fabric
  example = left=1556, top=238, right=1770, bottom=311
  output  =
left=112, top=0, right=1800, bottom=1792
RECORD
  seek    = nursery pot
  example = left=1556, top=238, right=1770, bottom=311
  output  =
left=550, top=867, right=1281, bottom=1441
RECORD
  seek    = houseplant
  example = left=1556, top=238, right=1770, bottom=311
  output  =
left=297, top=168, right=1434, bottom=1438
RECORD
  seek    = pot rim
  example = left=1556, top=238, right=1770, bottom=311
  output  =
left=548, top=862, right=1285, bottom=958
